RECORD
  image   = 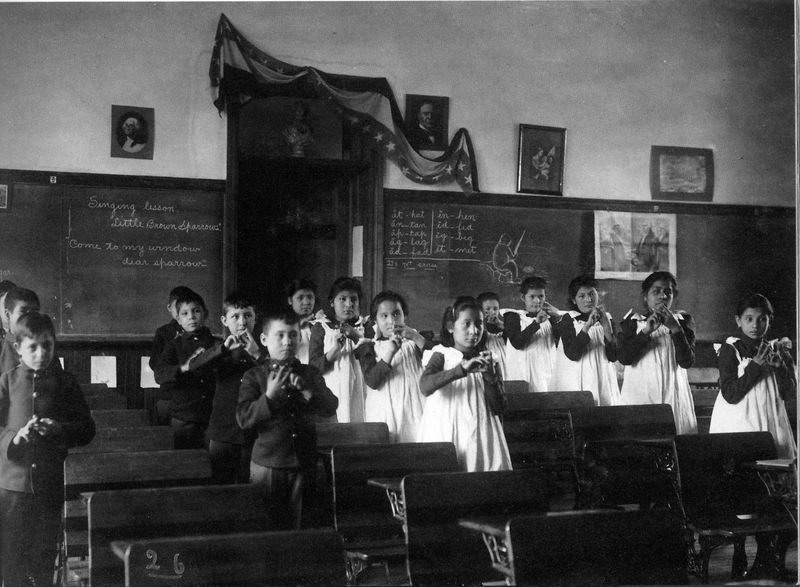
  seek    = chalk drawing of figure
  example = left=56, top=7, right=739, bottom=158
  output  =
left=492, top=232, right=524, bottom=284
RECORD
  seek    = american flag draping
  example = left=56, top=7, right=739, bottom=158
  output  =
left=209, top=14, right=479, bottom=196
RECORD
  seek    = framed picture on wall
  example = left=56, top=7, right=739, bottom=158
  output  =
left=650, top=146, right=713, bottom=202
left=517, top=124, right=566, bottom=196
left=111, top=105, right=155, bottom=160
left=404, top=94, right=449, bottom=152
left=594, top=211, right=677, bottom=280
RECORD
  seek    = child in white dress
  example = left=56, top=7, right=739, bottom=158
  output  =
left=285, top=279, right=317, bottom=365
left=618, top=271, right=697, bottom=434
left=710, top=293, right=796, bottom=459
left=552, top=275, right=620, bottom=406
left=355, top=291, right=429, bottom=442
left=478, top=292, right=508, bottom=381
left=418, top=297, right=512, bottom=472
left=503, top=276, right=560, bottom=392
left=308, top=277, right=366, bottom=423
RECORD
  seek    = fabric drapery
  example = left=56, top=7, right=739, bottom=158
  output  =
left=209, top=14, right=479, bottom=196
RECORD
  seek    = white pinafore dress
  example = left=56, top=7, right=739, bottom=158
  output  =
left=297, top=322, right=312, bottom=365
left=619, top=312, right=697, bottom=434
left=484, top=332, right=508, bottom=381
left=318, top=319, right=366, bottom=423
left=551, top=311, right=620, bottom=406
left=502, top=310, right=556, bottom=392
left=417, top=345, right=512, bottom=472
left=709, top=337, right=797, bottom=460
left=364, top=339, right=425, bottom=443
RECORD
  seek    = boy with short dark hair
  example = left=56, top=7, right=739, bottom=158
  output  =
left=237, top=306, right=338, bottom=529
left=0, top=312, right=95, bottom=586
left=1, top=288, right=41, bottom=375
left=149, top=286, right=196, bottom=425
left=190, top=291, right=260, bottom=484
left=153, top=290, right=217, bottom=449
left=503, top=276, right=561, bottom=392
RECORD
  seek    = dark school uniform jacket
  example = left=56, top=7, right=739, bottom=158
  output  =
left=718, top=336, right=796, bottom=404
left=503, top=312, right=561, bottom=350
left=0, top=362, right=95, bottom=496
left=154, top=327, right=218, bottom=423
left=190, top=340, right=260, bottom=444
left=617, top=311, right=695, bottom=368
left=149, top=320, right=183, bottom=401
left=237, top=358, right=338, bottom=469
left=554, top=311, right=619, bottom=362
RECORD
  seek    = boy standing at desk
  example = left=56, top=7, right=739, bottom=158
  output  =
left=190, top=291, right=260, bottom=484
left=1, top=288, right=42, bottom=376
left=149, top=286, right=196, bottom=425
left=0, top=313, right=95, bottom=586
left=237, top=306, right=338, bottom=530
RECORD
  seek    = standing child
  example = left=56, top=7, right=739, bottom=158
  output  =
left=503, top=276, right=560, bottom=392
left=308, top=277, right=367, bottom=423
left=0, top=281, right=17, bottom=339
left=153, top=290, right=218, bottom=449
left=149, top=286, right=196, bottom=425
left=0, top=313, right=95, bottom=586
left=418, top=297, right=511, bottom=472
left=285, top=279, right=317, bottom=364
left=0, top=288, right=41, bottom=376
left=190, top=292, right=261, bottom=484
left=552, top=275, right=620, bottom=406
left=618, top=271, right=697, bottom=434
left=355, top=291, right=429, bottom=442
left=477, top=292, right=504, bottom=335
left=237, top=306, right=338, bottom=530
left=710, top=293, right=796, bottom=459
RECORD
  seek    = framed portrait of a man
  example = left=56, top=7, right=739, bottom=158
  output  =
left=594, top=211, right=676, bottom=280
left=404, top=94, right=449, bottom=152
left=111, top=105, right=155, bottom=160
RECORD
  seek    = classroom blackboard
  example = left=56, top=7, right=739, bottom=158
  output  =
left=382, top=190, right=796, bottom=342
left=0, top=172, right=225, bottom=339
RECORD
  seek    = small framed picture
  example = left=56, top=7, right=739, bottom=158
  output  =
left=517, top=124, right=566, bottom=196
left=111, top=105, right=155, bottom=160
left=404, top=94, right=449, bottom=152
left=650, top=146, right=713, bottom=202
left=0, top=185, right=8, bottom=211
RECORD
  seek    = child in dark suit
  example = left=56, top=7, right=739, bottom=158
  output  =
left=0, top=313, right=95, bottom=586
left=237, top=306, right=338, bottom=530
left=153, top=290, right=217, bottom=450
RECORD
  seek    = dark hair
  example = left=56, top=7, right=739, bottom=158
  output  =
left=0, top=281, right=17, bottom=297
left=327, top=277, right=362, bottom=302
left=169, top=286, right=196, bottom=304
left=567, top=275, right=599, bottom=310
left=439, top=306, right=455, bottom=347
left=520, top=275, right=548, bottom=295
left=284, top=279, right=317, bottom=299
left=4, top=288, right=40, bottom=313
left=641, top=271, right=679, bottom=297
left=370, top=290, right=409, bottom=320
left=477, top=292, right=500, bottom=306
left=223, top=291, right=256, bottom=314
left=735, top=293, right=774, bottom=319
left=14, top=312, right=56, bottom=344
left=259, top=305, right=300, bottom=333
left=175, top=290, right=208, bottom=318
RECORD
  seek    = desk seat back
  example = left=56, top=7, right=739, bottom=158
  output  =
left=403, top=469, right=549, bottom=586
left=89, top=484, right=269, bottom=586
left=675, top=432, right=780, bottom=521
left=91, top=409, right=149, bottom=428
left=329, top=442, right=459, bottom=543
left=72, top=426, right=173, bottom=454
left=507, top=509, right=688, bottom=585
left=316, top=422, right=390, bottom=449
left=505, top=390, right=594, bottom=412
left=64, top=449, right=212, bottom=500
left=570, top=404, right=676, bottom=451
left=117, top=529, right=346, bottom=586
